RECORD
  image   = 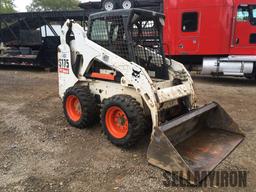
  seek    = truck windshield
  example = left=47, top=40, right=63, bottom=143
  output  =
left=250, top=5, right=256, bottom=25
left=237, top=5, right=256, bottom=25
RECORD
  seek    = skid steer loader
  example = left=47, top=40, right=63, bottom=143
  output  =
left=57, top=9, right=244, bottom=184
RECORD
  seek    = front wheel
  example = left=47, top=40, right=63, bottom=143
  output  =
left=102, top=0, right=116, bottom=11
left=101, top=95, right=146, bottom=147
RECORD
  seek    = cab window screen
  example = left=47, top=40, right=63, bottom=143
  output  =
left=88, top=16, right=129, bottom=59
left=182, top=12, right=198, bottom=32
left=90, top=20, right=109, bottom=41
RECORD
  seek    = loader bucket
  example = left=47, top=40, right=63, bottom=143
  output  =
left=147, top=102, right=244, bottom=184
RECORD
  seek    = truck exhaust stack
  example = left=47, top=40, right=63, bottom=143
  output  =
left=147, top=102, right=244, bottom=184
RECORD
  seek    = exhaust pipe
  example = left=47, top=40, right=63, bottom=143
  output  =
left=147, top=102, right=244, bottom=184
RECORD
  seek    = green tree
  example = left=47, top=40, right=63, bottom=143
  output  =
left=0, top=0, right=16, bottom=13
left=27, top=0, right=80, bottom=11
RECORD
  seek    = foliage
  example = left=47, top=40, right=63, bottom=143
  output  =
left=0, top=0, right=16, bottom=14
left=27, top=0, right=80, bottom=11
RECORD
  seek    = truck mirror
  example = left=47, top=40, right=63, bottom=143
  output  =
left=131, top=14, right=139, bottom=24
left=159, top=17, right=165, bottom=26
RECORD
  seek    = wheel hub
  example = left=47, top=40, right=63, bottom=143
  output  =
left=122, top=0, right=132, bottom=9
left=105, top=1, right=114, bottom=11
left=105, top=106, right=128, bottom=139
left=66, top=95, right=82, bottom=122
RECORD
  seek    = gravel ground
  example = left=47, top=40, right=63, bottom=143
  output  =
left=0, top=68, right=255, bottom=192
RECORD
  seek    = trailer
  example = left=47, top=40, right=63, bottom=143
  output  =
left=0, top=2, right=160, bottom=69
left=79, top=0, right=161, bottom=11
left=0, top=10, right=92, bottom=68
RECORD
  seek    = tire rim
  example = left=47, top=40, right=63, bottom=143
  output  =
left=104, top=1, right=114, bottom=11
left=122, top=0, right=132, bottom=9
left=66, top=95, right=82, bottom=122
left=105, top=106, right=129, bottom=139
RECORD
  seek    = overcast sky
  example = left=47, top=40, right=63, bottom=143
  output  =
left=14, top=0, right=93, bottom=12
left=14, top=0, right=32, bottom=12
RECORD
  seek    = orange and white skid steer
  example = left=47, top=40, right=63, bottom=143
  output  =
left=57, top=9, right=244, bottom=184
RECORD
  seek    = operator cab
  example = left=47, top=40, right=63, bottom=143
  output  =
left=87, top=8, right=169, bottom=80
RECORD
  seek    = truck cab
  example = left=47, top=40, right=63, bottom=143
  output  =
left=231, top=2, right=256, bottom=55
left=163, top=0, right=256, bottom=78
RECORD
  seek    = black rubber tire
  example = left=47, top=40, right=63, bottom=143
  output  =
left=102, top=0, right=116, bottom=11
left=120, top=0, right=134, bottom=9
left=245, top=74, right=255, bottom=80
left=101, top=95, right=146, bottom=147
left=63, top=86, right=99, bottom=128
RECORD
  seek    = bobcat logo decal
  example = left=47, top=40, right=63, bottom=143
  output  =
left=132, top=68, right=142, bottom=83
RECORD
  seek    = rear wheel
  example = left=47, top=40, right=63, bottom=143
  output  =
left=120, top=0, right=134, bottom=9
left=101, top=95, right=146, bottom=147
left=102, top=0, right=116, bottom=11
left=63, top=86, right=99, bottom=128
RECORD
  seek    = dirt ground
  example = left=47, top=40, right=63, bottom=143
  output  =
left=0, top=67, right=255, bottom=192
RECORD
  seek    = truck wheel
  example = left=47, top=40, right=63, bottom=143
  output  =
left=102, top=0, right=116, bottom=11
left=120, top=0, right=134, bottom=9
left=63, top=86, right=99, bottom=128
left=101, top=95, right=146, bottom=147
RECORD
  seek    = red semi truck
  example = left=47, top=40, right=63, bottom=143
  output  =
left=163, top=0, right=256, bottom=78
left=80, top=0, right=256, bottom=78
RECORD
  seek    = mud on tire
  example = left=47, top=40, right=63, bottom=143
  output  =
left=101, top=95, right=146, bottom=147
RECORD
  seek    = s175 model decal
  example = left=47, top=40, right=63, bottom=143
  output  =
left=58, top=58, right=70, bottom=74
